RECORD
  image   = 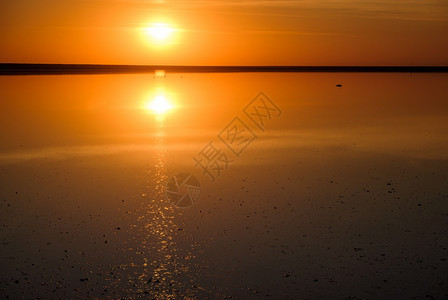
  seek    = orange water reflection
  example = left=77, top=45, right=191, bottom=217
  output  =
left=110, top=102, right=202, bottom=298
left=1, top=73, right=448, bottom=298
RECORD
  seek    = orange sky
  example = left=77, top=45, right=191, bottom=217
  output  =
left=1, top=0, right=447, bottom=65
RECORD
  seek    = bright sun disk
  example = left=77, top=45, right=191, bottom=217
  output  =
left=147, top=23, right=174, bottom=41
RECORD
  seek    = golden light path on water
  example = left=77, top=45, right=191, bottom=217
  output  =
left=138, top=96, right=195, bottom=298
left=104, top=89, right=205, bottom=298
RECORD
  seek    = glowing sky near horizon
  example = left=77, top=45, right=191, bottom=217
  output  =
left=0, top=0, right=447, bottom=65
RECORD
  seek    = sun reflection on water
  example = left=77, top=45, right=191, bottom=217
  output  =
left=138, top=113, right=200, bottom=298
left=105, top=90, right=203, bottom=298
left=144, top=88, right=176, bottom=117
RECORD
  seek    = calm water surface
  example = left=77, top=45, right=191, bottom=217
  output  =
left=0, top=73, right=447, bottom=298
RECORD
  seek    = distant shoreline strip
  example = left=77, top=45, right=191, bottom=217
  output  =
left=1, top=63, right=447, bottom=75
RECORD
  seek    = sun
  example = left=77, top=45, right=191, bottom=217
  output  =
left=146, top=94, right=173, bottom=115
left=140, top=20, right=180, bottom=48
left=146, top=23, right=174, bottom=41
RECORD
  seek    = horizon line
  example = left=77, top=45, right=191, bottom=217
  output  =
left=1, top=63, right=447, bottom=75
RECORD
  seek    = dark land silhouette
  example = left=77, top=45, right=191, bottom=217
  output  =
left=1, top=63, right=447, bottom=75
